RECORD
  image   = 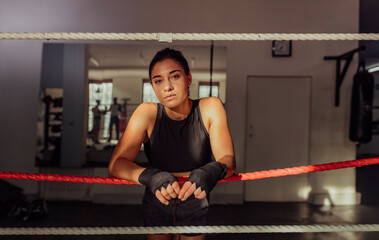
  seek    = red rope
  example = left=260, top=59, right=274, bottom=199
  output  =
left=0, top=157, right=378, bottom=185
left=218, top=157, right=379, bottom=183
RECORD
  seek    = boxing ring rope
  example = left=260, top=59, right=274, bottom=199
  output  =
left=1, top=224, right=379, bottom=235
left=1, top=157, right=378, bottom=185
left=1, top=32, right=379, bottom=42
left=1, top=32, right=379, bottom=235
left=1, top=158, right=378, bottom=235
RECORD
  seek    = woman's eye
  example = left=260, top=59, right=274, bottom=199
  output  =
left=171, top=75, right=180, bottom=80
left=154, top=80, right=162, bottom=84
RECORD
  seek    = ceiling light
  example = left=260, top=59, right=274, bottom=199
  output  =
left=89, top=57, right=100, bottom=67
left=191, top=57, right=195, bottom=68
left=368, top=65, right=379, bottom=73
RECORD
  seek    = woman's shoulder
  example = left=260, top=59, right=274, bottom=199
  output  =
left=132, top=102, right=158, bottom=121
left=198, top=97, right=225, bottom=125
left=137, top=102, right=158, bottom=110
left=199, top=97, right=223, bottom=109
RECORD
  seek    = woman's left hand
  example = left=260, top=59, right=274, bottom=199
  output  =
left=178, top=181, right=207, bottom=201
left=178, top=161, right=226, bottom=201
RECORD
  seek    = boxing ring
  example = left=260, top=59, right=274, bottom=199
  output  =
left=1, top=32, right=379, bottom=236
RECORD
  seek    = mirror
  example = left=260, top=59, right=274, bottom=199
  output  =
left=35, top=43, right=227, bottom=168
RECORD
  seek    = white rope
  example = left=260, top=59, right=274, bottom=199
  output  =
left=1, top=32, right=379, bottom=41
left=0, top=224, right=378, bottom=235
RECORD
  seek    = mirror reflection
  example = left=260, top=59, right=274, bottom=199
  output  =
left=35, top=44, right=227, bottom=168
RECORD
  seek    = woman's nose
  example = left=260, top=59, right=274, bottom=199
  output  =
left=164, top=80, right=173, bottom=91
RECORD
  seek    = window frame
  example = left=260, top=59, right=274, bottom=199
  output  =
left=198, top=81, right=220, bottom=98
left=142, top=78, right=159, bottom=103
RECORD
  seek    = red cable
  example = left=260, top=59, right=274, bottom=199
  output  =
left=0, top=157, right=378, bottom=185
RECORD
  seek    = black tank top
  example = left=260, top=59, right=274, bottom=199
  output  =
left=143, top=99, right=212, bottom=172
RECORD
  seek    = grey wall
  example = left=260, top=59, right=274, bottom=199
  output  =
left=41, top=44, right=64, bottom=88
left=0, top=0, right=362, bottom=204
left=60, top=44, right=88, bottom=167
left=0, top=40, right=42, bottom=192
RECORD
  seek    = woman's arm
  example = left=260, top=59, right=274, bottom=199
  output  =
left=204, top=97, right=236, bottom=177
left=108, top=103, right=155, bottom=183
left=108, top=103, right=180, bottom=205
left=178, top=97, right=236, bottom=201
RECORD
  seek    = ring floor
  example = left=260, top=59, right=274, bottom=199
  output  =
left=1, top=201, right=378, bottom=240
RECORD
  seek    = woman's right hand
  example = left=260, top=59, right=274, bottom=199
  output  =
left=138, top=168, right=181, bottom=205
left=155, top=181, right=181, bottom=205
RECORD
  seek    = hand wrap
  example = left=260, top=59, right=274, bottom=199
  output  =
left=138, top=168, right=177, bottom=194
left=187, top=161, right=227, bottom=195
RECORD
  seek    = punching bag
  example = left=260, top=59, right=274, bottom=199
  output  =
left=349, top=61, right=374, bottom=143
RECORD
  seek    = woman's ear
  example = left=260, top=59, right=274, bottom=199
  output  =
left=187, top=72, right=192, bottom=86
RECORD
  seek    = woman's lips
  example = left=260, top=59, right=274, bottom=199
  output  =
left=165, top=94, right=176, bottom=100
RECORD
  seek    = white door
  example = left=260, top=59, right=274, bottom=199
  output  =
left=245, top=76, right=311, bottom=202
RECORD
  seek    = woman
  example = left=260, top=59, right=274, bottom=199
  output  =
left=108, top=48, right=235, bottom=240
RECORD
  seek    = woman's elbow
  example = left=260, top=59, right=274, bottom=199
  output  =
left=108, top=160, right=117, bottom=177
left=226, top=166, right=236, bottom=177
left=224, top=156, right=236, bottom=177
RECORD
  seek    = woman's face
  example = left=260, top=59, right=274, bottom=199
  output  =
left=150, top=58, right=192, bottom=108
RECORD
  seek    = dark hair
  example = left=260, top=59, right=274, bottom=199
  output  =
left=149, top=48, right=190, bottom=79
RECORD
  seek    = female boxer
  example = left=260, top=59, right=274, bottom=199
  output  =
left=109, top=48, right=235, bottom=240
